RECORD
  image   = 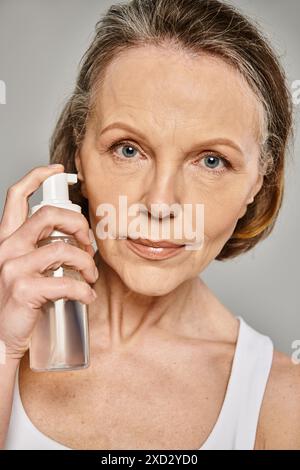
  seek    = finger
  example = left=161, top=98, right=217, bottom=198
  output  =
left=86, top=244, right=96, bottom=258
left=11, top=275, right=97, bottom=309
left=0, top=205, right=92, bottom=261
left=85, top=230, right=97, bottom=259
left=1, top=240, right=99, bottom=285
left=0, top=164, right=64, bottom=242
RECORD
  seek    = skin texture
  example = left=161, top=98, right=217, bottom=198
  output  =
left=17, top=46, right=300, bottom=450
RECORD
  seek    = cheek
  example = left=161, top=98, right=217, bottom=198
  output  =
left=204, top=202, right=240, bottom=244
left=198, top=182, right=250, bottom=240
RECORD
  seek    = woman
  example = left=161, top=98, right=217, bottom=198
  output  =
left=1, top=0, right=299, bottom=450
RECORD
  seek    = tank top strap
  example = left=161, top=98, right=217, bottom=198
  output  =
left=232, top=316, right=274, bottom=449
left=201, top=315, right=274, bottom=450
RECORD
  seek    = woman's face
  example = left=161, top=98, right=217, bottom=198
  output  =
left=75, top=45, right=264, bottom=295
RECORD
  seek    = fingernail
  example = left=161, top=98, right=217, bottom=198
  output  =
left=89, top=229, right=95, bottom=244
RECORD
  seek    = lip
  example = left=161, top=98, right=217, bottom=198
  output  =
left=129, top=237, right=184, bottom=248
left=125, top=238, right=186, bottom=260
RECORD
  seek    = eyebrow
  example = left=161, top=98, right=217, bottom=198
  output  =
left=99, top=121, right=245, bottom=158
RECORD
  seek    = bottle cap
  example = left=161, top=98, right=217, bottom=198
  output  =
left=30, top=172, right=82, bottom=237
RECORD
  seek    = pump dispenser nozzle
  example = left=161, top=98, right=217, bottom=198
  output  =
left=42, top=172, right=77, bottom=204
left=30, top=172, right=81, bottom=236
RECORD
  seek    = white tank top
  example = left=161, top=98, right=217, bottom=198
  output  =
left=4, top=315, right=274, bottom=450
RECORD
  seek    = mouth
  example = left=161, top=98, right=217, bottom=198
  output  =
left=125, top=237, right=186, bottom=260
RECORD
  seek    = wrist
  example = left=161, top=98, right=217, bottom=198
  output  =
left=0, top=337, right=22, bottom=369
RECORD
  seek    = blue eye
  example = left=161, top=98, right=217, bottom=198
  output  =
left=120, top=144, right=138, bottom=158
left=203, top=155, right=225, bottom=170
left=110, top=142, right=139, bottom=159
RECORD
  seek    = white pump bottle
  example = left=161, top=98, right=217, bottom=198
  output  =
left=29, top=172, right=90, bottom=371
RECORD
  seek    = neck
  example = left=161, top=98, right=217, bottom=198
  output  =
left=88, top=250, right=210, bottom=352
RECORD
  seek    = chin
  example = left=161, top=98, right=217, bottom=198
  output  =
left=121, top=268, right=184, bottom=297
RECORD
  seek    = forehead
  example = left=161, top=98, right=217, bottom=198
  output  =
left=93, top=45, right=263, bottom=147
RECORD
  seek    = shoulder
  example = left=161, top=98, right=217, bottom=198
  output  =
left=255, top=348, right=300, bottom=450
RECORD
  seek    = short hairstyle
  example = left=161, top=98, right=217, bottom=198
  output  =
left=49, top=0, right=294, bottom=260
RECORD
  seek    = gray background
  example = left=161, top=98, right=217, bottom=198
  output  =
left=0, top=0, right=299, bottom=354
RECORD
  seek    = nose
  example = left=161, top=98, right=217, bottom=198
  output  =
left=142, top=161, right=182, bottom=220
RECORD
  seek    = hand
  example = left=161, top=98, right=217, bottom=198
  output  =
left=0, top=164, right=98, bottom=362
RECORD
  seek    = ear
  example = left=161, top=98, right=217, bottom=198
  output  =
left=246, top=172, right=264, bottom=205
left=75, top=150, right=88, bottom=198
left=237, top=173, right=264, bottom=220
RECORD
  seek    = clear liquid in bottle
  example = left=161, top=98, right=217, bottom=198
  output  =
left=29, top=236, right=90, bottom=372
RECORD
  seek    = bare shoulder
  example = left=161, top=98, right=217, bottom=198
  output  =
left=255, top=348, right=300, bottom=450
